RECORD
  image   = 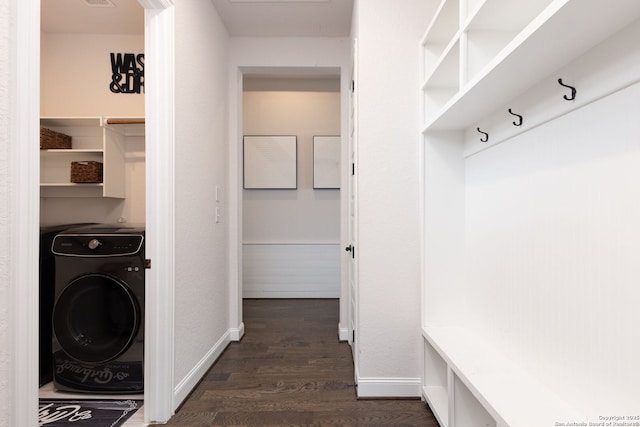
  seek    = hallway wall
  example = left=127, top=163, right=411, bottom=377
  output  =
left=351, top=0, right=437, bottom=396
left=242, top=87, right=340, bottom=243
left=173, top=0, right=231, bottom=406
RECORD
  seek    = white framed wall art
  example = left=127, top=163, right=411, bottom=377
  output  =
left=243, top=135, right=297, bottom=189
left=313, top=135, right=341, bottom=189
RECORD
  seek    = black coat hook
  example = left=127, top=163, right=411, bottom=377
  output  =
left=558, top=78, right=576, bottom=101
left=477, top=127, right=488, bottom=143
left=508, top=108, right=523, bottom=126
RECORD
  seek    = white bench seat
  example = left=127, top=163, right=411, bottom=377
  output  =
left=422, top=325, right=583, bottom=427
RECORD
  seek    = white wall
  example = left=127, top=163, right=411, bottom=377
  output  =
left=40, top=33, right=144, bottom=117
left=242, top=87, right=340, bottom=242
left=351, top=0, right=435, bottom=396
left=0, top=0, right=13, bottom=422
left=40, top=32, right=145, bottom=225
left=173, top=0, right=230, bottom=405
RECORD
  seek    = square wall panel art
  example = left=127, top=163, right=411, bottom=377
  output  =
left=313, top=136, right=341, bottom=189
left=243, top=136, right=297, bottom=189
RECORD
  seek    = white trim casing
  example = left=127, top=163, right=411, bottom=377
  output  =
left=13, top=0, right=41, bottom=426
left=228, top=68, right=244, bottom=342
left=137, top=0, right=174, bottom=8
left=142, top=0, right=176, bottom=423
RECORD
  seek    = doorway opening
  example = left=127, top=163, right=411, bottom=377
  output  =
left=18, top=0, right=173, bottom=424
left=38, top=0, right=147, bottom=423
left=234, top=67, right=350, bottom=341
left=241, top=72, right=342, bottom=300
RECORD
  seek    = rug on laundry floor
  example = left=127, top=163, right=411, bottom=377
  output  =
left=38, top=399, right=142, bottom=427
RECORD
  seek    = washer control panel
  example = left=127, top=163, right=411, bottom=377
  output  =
left=53, top=234, right=144, bottom=257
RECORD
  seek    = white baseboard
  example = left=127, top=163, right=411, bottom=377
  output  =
left=230, top=323, right=245, bottom=341
left=338, top=324, right=349, bottom=341
left=173, top=330, right=231, bottom=408
left=356, top=376, right=422, bottom=398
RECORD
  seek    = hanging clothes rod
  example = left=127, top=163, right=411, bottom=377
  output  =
left=105, top=118, right=145, bottom=125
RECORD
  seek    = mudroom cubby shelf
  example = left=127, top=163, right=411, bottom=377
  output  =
left=420, top=0, right=640, bottom=131
left=421, top=39, right=459, bottom=120
left=420, top=1, right=640, bottom=426
left=421, top=0, right=459, bottom=81
left=40, top=117, right=142, bottom=198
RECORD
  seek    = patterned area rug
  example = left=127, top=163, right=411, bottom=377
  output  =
left=38, top=399, right=142, bottom=427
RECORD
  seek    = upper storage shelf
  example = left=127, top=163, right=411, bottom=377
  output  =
left=420, top=0, right=640, bottom=131
left=421, top=0, right=460, bottom=82
left=40, top=117, right=144, bottom=198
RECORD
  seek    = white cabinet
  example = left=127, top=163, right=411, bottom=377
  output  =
left=420, top=0, right=640, bottom=425
left=40, top=117, right=143, bottom=198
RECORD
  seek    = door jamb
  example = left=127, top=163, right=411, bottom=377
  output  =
left=13, top=0, right=41, bottom=425
left=140, top=0, right=176, bottom=423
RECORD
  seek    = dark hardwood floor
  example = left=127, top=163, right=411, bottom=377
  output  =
left=162, top=299, right=438, bottom=426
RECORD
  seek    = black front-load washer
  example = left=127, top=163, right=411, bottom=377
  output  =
left=39, top=223, right=96, bottom=387
left=51, top=224, right=145, bottom=393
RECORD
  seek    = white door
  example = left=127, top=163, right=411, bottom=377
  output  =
left=347, top=39, right=359, bottom=368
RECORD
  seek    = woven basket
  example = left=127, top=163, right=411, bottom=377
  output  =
left=70, top=161, right=103, bottom=183
left=40, top=126, right=72, bottom=149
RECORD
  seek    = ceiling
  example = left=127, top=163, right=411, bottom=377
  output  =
left=41, top=0, right=144, bottom=35
left=211, top=0, right=353, bottom=37
left=41, top=0, right=354, bottom=37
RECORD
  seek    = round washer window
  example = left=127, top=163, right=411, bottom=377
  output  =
left=53, top=274, right=140, bottom=364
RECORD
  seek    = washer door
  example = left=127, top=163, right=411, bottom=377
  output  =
left=53, top=273, right=140, bottom=364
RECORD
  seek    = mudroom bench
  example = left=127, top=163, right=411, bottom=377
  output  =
left=422, top=326, right=582, bottom=427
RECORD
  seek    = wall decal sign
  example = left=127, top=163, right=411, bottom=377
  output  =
left=110, top=53, right=144, bottom=94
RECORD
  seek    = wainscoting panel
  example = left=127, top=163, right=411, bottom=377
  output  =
left=243, top=243, right=340, bottom=298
